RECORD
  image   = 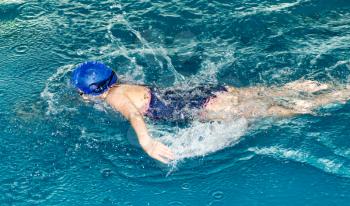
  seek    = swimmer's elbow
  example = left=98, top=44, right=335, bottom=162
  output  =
left=126, top=110, right=144, bottom=123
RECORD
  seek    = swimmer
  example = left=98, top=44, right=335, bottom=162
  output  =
left=71, top=61, right=350, bottom=163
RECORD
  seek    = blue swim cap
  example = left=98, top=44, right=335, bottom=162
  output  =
left=71, top=61, right=118, bottom=96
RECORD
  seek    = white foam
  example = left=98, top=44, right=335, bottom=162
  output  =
left=248, top=146, right=307, bottom=160
left=235, top=0, right=307, bottom=17
left=249, top=146, right=347, bottom=176
left=0, top=0, right=24, bottom=4
left=197, top=47, right=236, bottom=84
left=156, top=118, right=248, bottom=161
left=317, top=158, right=343, bottom=173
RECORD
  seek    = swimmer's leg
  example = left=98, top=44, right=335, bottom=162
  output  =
left=279, top=85, right=350, bottom=114
left=266, top=105, right=297, bottom=117
left=220, top=86, right=299, bottom=118
left=266, top=88, right=350, bottom=117
left=208, top=83, right=350, bottom=119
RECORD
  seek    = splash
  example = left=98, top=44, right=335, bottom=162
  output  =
left=157, top=118, right=248, bottom=161
left=0, top=0, right=24, bottom=4
left=40, top=65, right=76, bottom=115
left=105, top=13, right=185, bottom=84
left=235, top=0, right=307, bottom=17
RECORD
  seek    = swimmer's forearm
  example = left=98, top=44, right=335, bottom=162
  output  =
left=129, top=114, right=152, bottom=147
left=110, top=94, right=153, bottom=147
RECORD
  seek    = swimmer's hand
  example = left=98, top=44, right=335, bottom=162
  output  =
left=141, top=139, right=175, bottom=164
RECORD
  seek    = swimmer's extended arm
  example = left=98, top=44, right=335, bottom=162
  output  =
left=108, top=94, right=174, bottom=164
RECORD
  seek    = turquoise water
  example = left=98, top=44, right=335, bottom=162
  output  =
left=1, top=0, right=350, bottom=205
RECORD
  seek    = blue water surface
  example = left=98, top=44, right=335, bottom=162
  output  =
left=1, top=0, right=350, bottom=205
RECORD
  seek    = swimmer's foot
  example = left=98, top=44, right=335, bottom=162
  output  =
left=290, top=88, right=350, bottom=114
left=284, top=80, right=329, bottom=93
left=328, top=89, right=350, bottom=104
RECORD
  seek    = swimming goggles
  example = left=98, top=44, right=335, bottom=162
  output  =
left=79, top=71, right=117, bottom=96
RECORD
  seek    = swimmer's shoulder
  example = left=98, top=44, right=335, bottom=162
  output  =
left=107, top=84, right=151, bottom=112
left=110, top=84, right=149, bottom=93
left=108, top=84, right=151, bottom=106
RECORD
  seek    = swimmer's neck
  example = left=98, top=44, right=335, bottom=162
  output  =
left=99, top=90, right=110, bottom=100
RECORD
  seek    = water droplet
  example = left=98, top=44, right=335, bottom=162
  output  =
left=14, top=44, right=28, bottom=54
left=76, top=49, right=84, bottom=56
left=101, top=168, right=113, bottom=178
left=211, top=190, right=224, bottom=200
left=181, top=182, right=190, bottom=190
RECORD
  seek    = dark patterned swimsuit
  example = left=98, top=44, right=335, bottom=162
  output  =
left=145, top=85, right=227, bottom=120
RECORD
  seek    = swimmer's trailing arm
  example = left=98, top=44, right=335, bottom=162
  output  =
left=110, top=93, right=175, bottom=164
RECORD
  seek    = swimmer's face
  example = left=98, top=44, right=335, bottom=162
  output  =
left=78, top=90, right=106, bottom=101
left=77, top=90, right=90, bottom=102
left=81, top=94, right=90, bottom=101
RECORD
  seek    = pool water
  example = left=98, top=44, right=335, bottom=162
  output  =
left=1, top=0, right=350, bottom=205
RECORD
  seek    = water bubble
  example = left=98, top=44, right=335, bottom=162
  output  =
left=14, top=44, right=28, bottom=54
left=100, top=168, right=114, bottom=178
left=211, top=190, right=224, bottom=200
left=76, top=49, right=84, bottom=56
left=181, top=182, right=190, bottom=190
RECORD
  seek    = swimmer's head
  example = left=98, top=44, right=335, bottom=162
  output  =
left=71, top=61, right=118, bottom=96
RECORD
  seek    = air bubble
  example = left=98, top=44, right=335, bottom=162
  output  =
left=76, top=49, right=84, bottom=56
left=14, top=44, right=28, bottom=54
left=181, top=182, right=190, bottom=190
left=211, top=190, right=224, bottom=200
left=100, top=168, right=113, bottom=178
